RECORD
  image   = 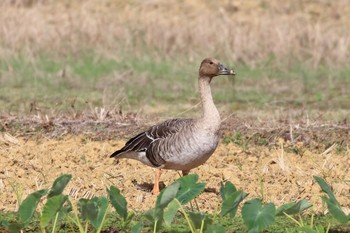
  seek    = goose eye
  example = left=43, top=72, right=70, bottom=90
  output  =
left=209, top=61, right=213, bottom=65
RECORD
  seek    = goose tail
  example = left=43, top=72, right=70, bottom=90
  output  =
left=110, top=149, right=126, bottom=158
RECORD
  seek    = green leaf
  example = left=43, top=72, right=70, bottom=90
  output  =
left=298, top=226, right=318, bottom=233
left=220, top=181, right=237, bottom=201
left=316, top=225, right=326, bottom=233
left=313, top=176, right=337, bottom=204
left=126, top=211, right=135, bottom=223
left=107, top=186, right=128, bottom=221
left=40, top=194, right=68, bottom=228
left=205, top=224, right=226, bottom=233
left=0, top=220, right=8, bottom=229
left=276, top=199, right=312, bottom=216
left=78, top=197, right=109, bottom=230
left=90, top=196, right=109, bottom=230
left=3, top=222, right=23, bottom=233
left=188, top=212, right=212, bottom=230
left=48, top=174, right=72, bottom=198
left=150, top=182, right=180, bottom=227
left=131, top=222, right=143, bottom=233
left=18, top=189, right=48, bottom=225
left=144, top=208, right=163, bottom=231
left=62, top=200, right=73, bottom=214
left=78, top=198, right=98, bottom=221
left=175, top=174, right=206, bottom=204
left=220, top=190, right=248, bottom=217
left=163, top=199, right=179, bottom=226
left=144, top=208, right=156, bottom=223
left=242, top=198, right=276, bottom=233
left=322, top=196, right=350, bottom=224
left=156, top=182, right=180, bottom=210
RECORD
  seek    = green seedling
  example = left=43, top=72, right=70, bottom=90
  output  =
left=163, top=174, right=206, bottom=226
left=220, top=181, right=248, bottom=217
left=77, top=196, right=109, bottom=233
left=242, top=198, right=276, bottom=233
left=47, top=174, right=72, bottom=198
left=284, top=212, right=330, bottom=233
left=107, top=185, right=137, bottom=230
left=145, top=181, right=180, bottom=232
left=107, top=186, right=128, bottom=221
left=276, top=199, right=312, bottom=216
left=5, top=189, right=48, bottom=232
left=40, top=194, right=68, bottom=232
left=313, top=176, right=350, bottom=224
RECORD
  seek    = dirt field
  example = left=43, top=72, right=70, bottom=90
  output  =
left=1, top=127, right=349, bottom=214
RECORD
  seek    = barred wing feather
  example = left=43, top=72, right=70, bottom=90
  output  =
left=110, top=118, right=193, bottom=158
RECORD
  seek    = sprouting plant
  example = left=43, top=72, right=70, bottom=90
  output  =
left=145, top=174, right=225, bottom=233
left=219, top=181, right=248, bottom=217
left=107, top=186, right=138, bottom=231
left=2, top=173, right=348, bottom=233
left=276, top=199, right=312, bottom=216
left=284, top=212, right=330, bottom=233
left=40, top=174, right=72, bottom=233
left=242, top=198, right=276, bottom=233
left=145, top=181, right=180, bottom=232
left=2, top=189, right=48, bottom=232
left=76, top=196, right=110, bottom=233
left=313, top=176, right=350, bottom=224
left=277, top=200, right=323, bottom=233
left=1, top=174, right=72, bottom=233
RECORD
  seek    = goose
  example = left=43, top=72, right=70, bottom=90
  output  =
left=110, top=58, right=236, bottom=195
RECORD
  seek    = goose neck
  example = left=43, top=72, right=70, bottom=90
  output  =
left=198, top=77, right=220, bottom=127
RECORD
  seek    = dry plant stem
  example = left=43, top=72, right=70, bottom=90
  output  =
left=8, top=180, right=24, bottom=210
left=0, top=1, right=350, bottom=67
left=259, top=175, right=264, bottom=202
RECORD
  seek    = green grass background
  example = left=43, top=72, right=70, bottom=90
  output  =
left=1, top=52, right=349, bottom=118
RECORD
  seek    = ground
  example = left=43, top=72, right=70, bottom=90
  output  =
left=0, top=0, right=350, bottom=224
left=1, top=123, right=349, bottom=214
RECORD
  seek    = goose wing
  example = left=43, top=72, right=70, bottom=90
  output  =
left=110, top=118, right=193, bottom=164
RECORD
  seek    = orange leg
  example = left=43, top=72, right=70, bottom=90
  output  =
left=152, top=169, right=162, bottom=195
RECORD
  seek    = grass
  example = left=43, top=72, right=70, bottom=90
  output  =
left=0, top=0, right=349, bottom=118
left=1, top=52, right=350, bottom=116
left=1, top=51, right=349, bottom=153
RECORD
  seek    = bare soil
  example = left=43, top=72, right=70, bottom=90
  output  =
left=0, top=115, right=349, bottom=214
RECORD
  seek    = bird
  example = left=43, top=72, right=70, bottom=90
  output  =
left=110, top=58, right=236, bottom=195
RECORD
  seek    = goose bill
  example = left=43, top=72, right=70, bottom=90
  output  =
left=218, top=63, right=235, bottom=76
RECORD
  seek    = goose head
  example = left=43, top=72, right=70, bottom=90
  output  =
left=199, top=58, right=236, bottom=80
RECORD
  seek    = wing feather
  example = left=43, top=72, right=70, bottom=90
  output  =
left=110, top=118, right=193, bottom=167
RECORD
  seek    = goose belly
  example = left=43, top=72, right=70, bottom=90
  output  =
left=162, top=132, right=219, bottom=171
